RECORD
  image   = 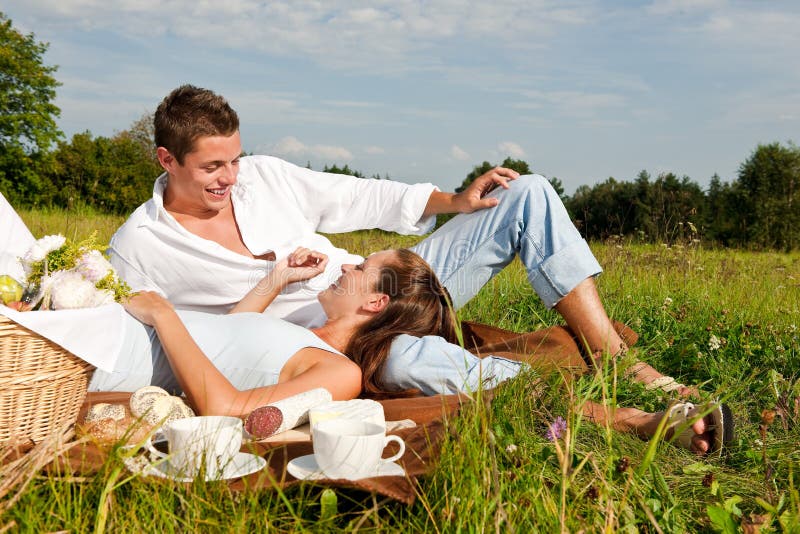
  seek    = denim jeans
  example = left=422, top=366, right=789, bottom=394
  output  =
left=412, top=174, right=602, bottom=309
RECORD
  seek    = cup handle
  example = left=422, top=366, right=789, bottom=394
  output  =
left=381, top=435, right=405, bottom=464
left=145, top=432, right=168, bottom=460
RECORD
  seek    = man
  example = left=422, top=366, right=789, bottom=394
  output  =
left=109, top=85, right=677, bottom=392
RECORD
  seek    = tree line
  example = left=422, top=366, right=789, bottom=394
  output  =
left=455, top=148, right=799, bottom=251
left=1, top=12, right=798, bottom=250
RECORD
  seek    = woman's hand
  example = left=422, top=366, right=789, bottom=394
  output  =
left=229, top=248, right=328, bottom=315
left=273, top=247, right=329, bottom=286
left=123, top=291, right=176, bottom=326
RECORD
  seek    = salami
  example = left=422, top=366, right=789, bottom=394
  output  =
left=244, top=388, right=332, bottom=438
left=244, top=405, right=284, bottom=438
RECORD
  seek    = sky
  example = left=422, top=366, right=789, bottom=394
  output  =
left=4, top=0, right=799, bottom=194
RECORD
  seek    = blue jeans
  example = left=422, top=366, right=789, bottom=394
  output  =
left=412, top=174, right=602, bottom=309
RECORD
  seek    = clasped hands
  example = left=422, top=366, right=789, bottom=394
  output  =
left=271, top=247, right=329, bottom=286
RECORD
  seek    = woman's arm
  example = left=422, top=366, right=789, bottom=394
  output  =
left=124, top=292, right=360, bottom=417
left=228, top=247, right=328, bottom=314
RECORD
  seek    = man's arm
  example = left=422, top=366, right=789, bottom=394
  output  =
left=422, top=166, right=520, bottom=217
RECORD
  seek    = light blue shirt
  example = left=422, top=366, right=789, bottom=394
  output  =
left=383, top=334, right=527, bottom=396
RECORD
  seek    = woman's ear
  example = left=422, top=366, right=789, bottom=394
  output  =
left=363, top=293, right=389, bottom=313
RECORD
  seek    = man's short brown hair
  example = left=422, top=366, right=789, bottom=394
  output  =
left=154, top=85, right=240, bottom=164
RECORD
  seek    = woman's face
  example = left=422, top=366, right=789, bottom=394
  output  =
left=317, top=250, right=397, bottom=319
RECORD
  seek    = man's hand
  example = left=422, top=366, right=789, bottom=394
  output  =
left=273, top=247, right=329, bottom=286
left=422, top=166, right=520, bottom=217
left=453, top=166, right=520, bottom=213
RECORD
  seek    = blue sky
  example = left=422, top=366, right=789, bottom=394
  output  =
left=4, top=0, right=799, bottom=193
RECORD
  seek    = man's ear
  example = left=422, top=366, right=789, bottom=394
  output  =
left=363, top=293, right=389, bottom=313
left=156, top=147, right=176, bottom=172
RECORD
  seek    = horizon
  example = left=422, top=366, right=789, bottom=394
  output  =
left=3, top=1, right=798, bottom=195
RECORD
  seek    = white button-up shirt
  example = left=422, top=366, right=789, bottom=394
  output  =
left=109, top=155, right=437, bottom=326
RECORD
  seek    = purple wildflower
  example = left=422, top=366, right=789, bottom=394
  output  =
left=544, top=416, right=567, bottom=442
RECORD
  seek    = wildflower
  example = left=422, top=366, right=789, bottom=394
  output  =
left=708, top=334, right=722, bottom=351
left=75, top=249, right=113, bottom=282
left=21, top=234, right=66, bottom=271
left=544, top=416, right=567, bottom=442
left=505, top=443, right=518, bottom=454
left=663, top=297, right=673, bottom=307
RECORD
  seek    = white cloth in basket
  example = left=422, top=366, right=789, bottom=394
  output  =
left=1, top=193, right=124, bottom=372
left=0, top=303, right=126, bottom=373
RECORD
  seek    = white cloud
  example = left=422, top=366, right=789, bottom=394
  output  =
left=270, top=136, right=306, bottom=156
left=450, top=145, right=470, bottom=161
left=314, top=144, right=354, bottom=161
left=364, top=146, right=385, bottom=155
left=269, top=136, right=353, bottom=161
left=497, top=142, right=526, bottom=159
left=514, top=89, right=627, bottom=121
left=7, top=0, right=594, bottom=74
left=322, top=100, right=382, bottom=109
left=647, top=0, right=727, bottom=15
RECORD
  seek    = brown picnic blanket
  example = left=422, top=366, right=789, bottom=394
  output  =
left=53, top=321, right=636, bottom=505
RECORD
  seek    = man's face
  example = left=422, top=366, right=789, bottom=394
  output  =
left=159, top=132, right=242, bottom=214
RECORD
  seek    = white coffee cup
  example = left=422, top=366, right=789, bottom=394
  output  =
left=312, top=419, right=405, bottom=480
left=146, top=416, right=243, bottom=479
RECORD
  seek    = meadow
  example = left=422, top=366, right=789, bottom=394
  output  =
left=2, top=208, right=799, bottom=532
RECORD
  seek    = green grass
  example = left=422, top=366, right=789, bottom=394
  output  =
left=2, top=215, right=800, bottom=531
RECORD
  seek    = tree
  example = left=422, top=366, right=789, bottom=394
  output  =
left=49, top=116, right=162, bottom=213
left=735, top=142, right=800, bottom=250
left=322, top=163, right=364, bottom=178
left=456, top=157, right=532, bottom=193
left=0, top=12, right=60, bottom=153
left=0, top=12, right=61, bottom=206
left=705, top=173, right=743, bottom=246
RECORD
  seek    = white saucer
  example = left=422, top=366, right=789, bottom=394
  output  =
left=287, top=454, right=404, bottom=481
left=146, top=452, right=266, bottom=482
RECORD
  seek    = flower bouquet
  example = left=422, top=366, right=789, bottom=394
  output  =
left=5, top=233, right=130, bottom=311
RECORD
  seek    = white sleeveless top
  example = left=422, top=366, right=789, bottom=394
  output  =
left=89, top=310, right=343, bottom=393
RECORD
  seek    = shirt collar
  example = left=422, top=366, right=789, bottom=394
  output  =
left=140, top=170, right=251, bottom=227
left=141, top=173, right=168, bottom=226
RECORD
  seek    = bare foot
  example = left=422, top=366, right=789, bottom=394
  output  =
left=624, top=360, right=700, bottom=398
left=615, top=406, right=713, bottom=455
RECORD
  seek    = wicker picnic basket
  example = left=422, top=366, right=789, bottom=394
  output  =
left=0, top=315, right=95, bottom=444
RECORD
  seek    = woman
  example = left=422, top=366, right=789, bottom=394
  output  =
left=119, top=247, right=725, bottom=455
left=100, top=247, right=402, bottom=416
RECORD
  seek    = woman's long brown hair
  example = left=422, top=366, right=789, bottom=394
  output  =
left=345, top=249, right=458, bottom=398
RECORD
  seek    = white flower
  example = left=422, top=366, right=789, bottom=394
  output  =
left=709, top=334, right=722, bottom=351
left=21, top=235, right=66, bottom=272
left=40, top=270, right=106, bottom=310
left=75, top=250, right=113, bottom=282
left=663, top=297, right=673, bottom=307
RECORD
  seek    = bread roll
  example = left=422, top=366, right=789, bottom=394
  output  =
left=79, top=414, right=154, bottom=446
left=129, top=386, right=170, bottom=418
left=85, top=403, right=127, bottom=423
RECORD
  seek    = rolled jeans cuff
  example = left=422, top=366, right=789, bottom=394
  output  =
left=530, top=239, right=602, bottom=309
